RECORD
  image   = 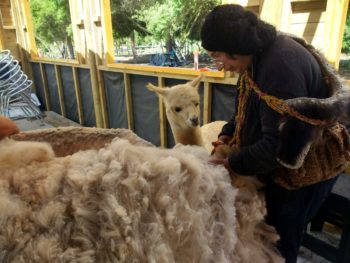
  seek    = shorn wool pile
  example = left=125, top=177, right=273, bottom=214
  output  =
left=1, top=127, right=238, bottom=262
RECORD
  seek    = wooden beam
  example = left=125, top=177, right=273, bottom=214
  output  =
left=72, top=67, right=84, bottom=125
left=69, top=0, right=86, bottom=63
left=15, top=0, right=38, bottom=58
left=39, top=63, right=51, bottom=111
left=0, top=15, right=5, bottom=49
left=29, top=58, right=89, bottom=68
left=10, top=0, right=27, bottom=61
left=100, top=0, right=115, bottom=64
left=97, top=69, right=109, bottom=128
left=10, top=0, right=37, bottom=93
left=123, top=73, right=134, bottom=130
left=260, top=0, right=291, bottom=31
left=107, top=63, right=225, bottom=79
left=54, top=65, right=66, bottom=117
left=226, top=0, right=260, bottom=6
left=324, top=0, right=349, bottom=68
left=157, top=76, right=167, bottom=148
left=99, top=65, right=239, bottom=85
left=83, top=0, right=104, bottom=128
left=203, top=82, right=212, bottom=125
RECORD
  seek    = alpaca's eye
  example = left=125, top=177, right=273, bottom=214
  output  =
left=174, top=107, right=182, bottom=112
left=195, top=103, right=199, bottom=107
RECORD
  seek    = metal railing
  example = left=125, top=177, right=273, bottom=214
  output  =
left=0, top=50, right=43, bottom=120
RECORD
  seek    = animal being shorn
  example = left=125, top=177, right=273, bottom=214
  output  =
left=146, top=75, right=226, bottom=152
left=147, top=76, right=283, bottom=262
left=2, top=126, right=238, bottom=262
left=0, top=111, right=281, bottom=261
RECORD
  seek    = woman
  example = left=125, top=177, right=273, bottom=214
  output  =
left=201, top=4, right=339, bottom=263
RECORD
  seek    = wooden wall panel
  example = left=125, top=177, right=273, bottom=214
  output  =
left=0, top=0, right=13, bottom=26
left=0, top=0, right=19, bottom=57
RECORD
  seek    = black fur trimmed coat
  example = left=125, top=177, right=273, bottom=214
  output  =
left=220, top=34, right=350, bottom=175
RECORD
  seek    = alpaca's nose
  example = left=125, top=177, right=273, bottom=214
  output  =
left=190, top=116, right=199, bottom=126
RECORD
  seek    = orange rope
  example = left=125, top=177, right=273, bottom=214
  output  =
left=245, top=75, right=328, bottom=126
left=229, top=71, right=327, bottom=148
left=229, top=72, right=250, bottom=147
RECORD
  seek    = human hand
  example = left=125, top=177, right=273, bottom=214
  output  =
left=218, top=135, right=232, bottom=144
left=0, top=116, right=19, bottom=140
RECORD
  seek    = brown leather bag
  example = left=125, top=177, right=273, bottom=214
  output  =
left=242, top=73, right=350, bottom=189
left=272, top=123, right=350, bottom=189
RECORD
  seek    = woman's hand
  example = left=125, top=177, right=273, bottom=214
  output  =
left=218, top=135, right=232, bottom=144
left=0, top=116, right=19, bottom=140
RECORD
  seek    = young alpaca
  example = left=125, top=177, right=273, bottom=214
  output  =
left=146, top=75, right=226, bottom=152
left=148, top=75, right=282, bottom=262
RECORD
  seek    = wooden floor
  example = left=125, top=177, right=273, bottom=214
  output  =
left=15, top=111, right=81, bottom=131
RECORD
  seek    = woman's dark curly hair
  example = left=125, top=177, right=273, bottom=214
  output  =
left=201, top=4, right=277, bottom=55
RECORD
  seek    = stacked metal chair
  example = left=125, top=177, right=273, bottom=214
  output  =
left=0, top=49, right=43, bottom=120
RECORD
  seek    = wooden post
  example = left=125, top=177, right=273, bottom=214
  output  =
left=69, top=0, right=86, bottom=64
left=158, top=76, right=167, bottom=148
left=72, top=67, right=84, bottom=125
left=97, top=69, right=109, bottom=128
left=260, top=0, right=292, bottom=31
left=54, top=65, right=66, bottom=117
left=11, top=0, right=37, bottom=57
left=10, top=0, right=36, bottom=81
left=123, top=72, right=134, bottom=130
left=82, top=0, right=104, bottom=128
left=203, top=81, right=212, bottom=125
left=87, top=51, right=104, bottom=128
left=324, top=0, right=349, bottom=68
left=100, top=0, right=115, bottom=64
left=0, top=15, right=5, bottom=50
left=39, top=63, right=51, bottom=111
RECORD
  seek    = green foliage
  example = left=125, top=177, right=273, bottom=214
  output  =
left=30, top=0, right=73, bottom=58
left=30, top=0, right=71, bottom=43
left=174, top=0, right=220, bottom=41
left=138, top=0, right=220, bottom=41
left=135, top=0, right=219, bottom=52
left=30, top=0, right=221, bottom=58
left=137, top=1, right=178, bottom=42
left=110, top=0, right=159, bottom=39
left=342, top=7, right=350, bottom=54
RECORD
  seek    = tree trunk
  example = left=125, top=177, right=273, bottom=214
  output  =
left=60, top=42, right=66, bottom=59
left=130, top=32, right=138, bottom=59
left=66, top=36, right=75, bottom=59
left=166, top=37, right=174, bottom=53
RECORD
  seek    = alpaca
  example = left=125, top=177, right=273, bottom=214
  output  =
left=146, top=75, right=226, bottom=152
left=2, top=128, right=239, bottom=262
left=147, top=76, right=283, bottom=262
left=0, top=138, right=55, bottom=169
left=7, top=124, right=282, bottom=261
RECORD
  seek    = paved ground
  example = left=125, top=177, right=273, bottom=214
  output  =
left=298, top=246, right=331, bottom=263
left=14, top=111, right=81, bottom=131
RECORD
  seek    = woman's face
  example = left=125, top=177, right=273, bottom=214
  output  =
left=207, top=51, right=252, bottom=74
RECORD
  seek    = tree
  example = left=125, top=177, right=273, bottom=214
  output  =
left=342, top=7, right=350, bottom=54
left=110, top=0, right=159, bottom=58
left=137, top=0, right=219, bottom=54
left=174, top=0, right=220, bottom=41
left=30, top=0, right=74, bottom=59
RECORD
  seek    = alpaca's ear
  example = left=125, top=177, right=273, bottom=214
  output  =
left=146, top=83, right=168, bottom=96
left=188, top=74, right=204, bottom=88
